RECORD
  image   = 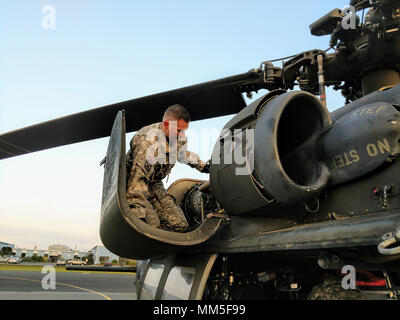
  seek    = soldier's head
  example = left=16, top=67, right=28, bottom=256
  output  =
left=162, top=104, right=191, bottom=139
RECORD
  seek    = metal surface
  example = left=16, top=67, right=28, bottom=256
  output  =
left=209, top=93, right=278, bottom=215
left=137, top=253, right=218, bottom=300
left=253, top=91, right=331, bottom=204
left=318, top=102, right=400, bottom=185
left=167, top=179, right=206, bottom=207
left=331, top=84, right=400, bottom=121
left=205, top=211, right=400, bottom=254
left=362, top=69, right=400, bottom=95
left=210, top=90, right=332, bottom=216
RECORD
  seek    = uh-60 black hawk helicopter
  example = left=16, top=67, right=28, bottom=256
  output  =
left=2, top=0, right=400, bottom=300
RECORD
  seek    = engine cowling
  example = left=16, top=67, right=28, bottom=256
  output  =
left=209, top=90, right=331, bottom=216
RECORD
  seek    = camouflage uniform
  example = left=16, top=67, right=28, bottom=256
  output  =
left=126, top=122, right=207, bottom=232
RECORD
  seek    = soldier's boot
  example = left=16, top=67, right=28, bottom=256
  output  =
left=158, top=195, right=189, bottom=232
left=127, top=204, right=160, bottom=228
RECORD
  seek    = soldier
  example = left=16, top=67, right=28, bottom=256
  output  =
left=126, top=104, right=210, bottom=232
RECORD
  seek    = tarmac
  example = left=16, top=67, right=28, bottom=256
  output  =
left=0, top=268, right=137, bottom=300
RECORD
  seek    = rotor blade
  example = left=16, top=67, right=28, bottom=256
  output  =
left=0, top=71, right=259, bottom=160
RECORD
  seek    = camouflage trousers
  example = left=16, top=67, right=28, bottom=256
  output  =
left=127, top=180, right=189, bottom=232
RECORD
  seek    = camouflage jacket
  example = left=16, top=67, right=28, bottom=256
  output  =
left=127, top=122, right=207, bottom=183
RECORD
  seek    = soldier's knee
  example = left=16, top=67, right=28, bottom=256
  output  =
left=160, top=220, right=189, bottom=233
left=144, top=210, right=161, bottom=228
left=161, top=194, right=177, bottom=204
left=160, top=210, right=189, bottom=232
left=127, top=204, right=160, bottom=228
left=174, top=221, right=189, bottom=232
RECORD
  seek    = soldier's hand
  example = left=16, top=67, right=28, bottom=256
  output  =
left=202, top=160, right=210, bottom=174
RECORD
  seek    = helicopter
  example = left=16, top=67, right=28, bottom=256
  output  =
left=2, top=0, right=400, bottom=300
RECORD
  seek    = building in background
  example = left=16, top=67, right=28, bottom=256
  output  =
left=0, top=241, right=15, bottom=251
left=48, top=244, right=71, bottom=252
left=90, top=246, right=119, bottom=264
left=12, top=245, right=89, bottom=262
left=4, top=241, right=118, bottom=264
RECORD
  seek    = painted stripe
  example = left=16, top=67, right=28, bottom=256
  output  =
left=0, top=276, right=112, bottom=300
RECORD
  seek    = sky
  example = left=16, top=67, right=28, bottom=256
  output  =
left=0, top=0, right=350, bottom=251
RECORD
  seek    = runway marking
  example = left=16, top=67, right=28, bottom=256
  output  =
left=0, top=276, right=112, bottom=300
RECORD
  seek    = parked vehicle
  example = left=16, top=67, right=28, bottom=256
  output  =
left=56, top=258, right=66, bottom=266
left=67, top=259, right=86, bottom=266
left=7, top=256, right=20, bottom=264
left=0, top=256, right=10, bottom=263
